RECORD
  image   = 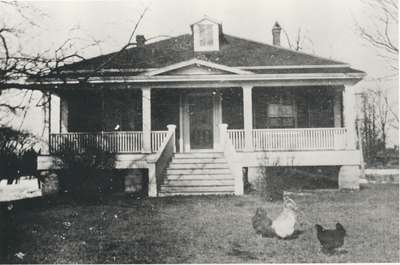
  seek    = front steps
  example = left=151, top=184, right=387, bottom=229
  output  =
left=159, top=152, right=235, bottom=196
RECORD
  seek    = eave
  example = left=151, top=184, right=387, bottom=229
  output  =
left=19, top=72, right=366, bottom=91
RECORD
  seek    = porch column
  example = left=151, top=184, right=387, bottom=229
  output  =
left=42, top=92, right=51, bottom=155
left=60, top=97, right=69, bottom=133
left=333, top=88, right=342, bottom=128
left=343, top=85, right=356, bottom=149
left=243, top=85, right=253, bottom=151
left=142, top=87, right=152, bottom=153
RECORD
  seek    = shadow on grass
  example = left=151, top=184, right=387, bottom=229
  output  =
left=279, top=229, right=304, bottom=240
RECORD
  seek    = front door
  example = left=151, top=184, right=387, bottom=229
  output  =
left=188, top=94, right=213, bottom=149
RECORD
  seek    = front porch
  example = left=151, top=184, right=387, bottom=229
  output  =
left=45, top=85, right=357, bottom=155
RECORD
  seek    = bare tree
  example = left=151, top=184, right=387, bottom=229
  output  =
left=0, top=2, right=148, bottom=130
left=356, top=0, right=398, bottom=70
left=282, top=27, right=315, bottom=53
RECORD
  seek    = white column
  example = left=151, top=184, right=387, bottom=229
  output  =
left=50, top=94, right=60, bottom=134
left=333, top=88, right=342, bottom=127
left=142, top=87, right=151, bottom=153
left=179, top=94, right=184, bottom=153
left=213, top=91, right=222, bottom=150
left=243, top=85, right=253, bottom=151
left=60, top=97, right=69, bottom=133
left=42, top=92, right=51, bottom=155
left=343, top=85, right=356, bottom=149
left=219, top=123, right=228, bottom=151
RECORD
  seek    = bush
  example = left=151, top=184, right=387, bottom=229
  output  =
left=0, top=127, right=38, bottom=182
left=56, top=137, right=117, bottom=199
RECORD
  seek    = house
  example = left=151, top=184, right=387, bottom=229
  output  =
left=33, top=17, right=366, bottom=196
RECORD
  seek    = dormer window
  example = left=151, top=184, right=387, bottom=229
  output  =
left=191, top=16, right=221, bottom=52
left=199, top=24, right=214, bottom=47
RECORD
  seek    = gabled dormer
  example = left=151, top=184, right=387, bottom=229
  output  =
left=191, top=16, right=222, bottom=52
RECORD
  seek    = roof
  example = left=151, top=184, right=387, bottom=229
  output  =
left=60, top=33, right=360, bottom=74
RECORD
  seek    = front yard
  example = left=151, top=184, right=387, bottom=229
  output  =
left=1, top=184, right=399, bottom=263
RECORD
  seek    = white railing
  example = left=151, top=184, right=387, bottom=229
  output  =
left=154, top=125, right=176, bottom=193
left=252, top=128, right=347, bottom=151
left=151, top=131, right=169, bottom=153
left=227, top=129, right=246, bottom=151
left=50, top=130, right=169, bottom=154
left=220, top=124, right=243, bottom=195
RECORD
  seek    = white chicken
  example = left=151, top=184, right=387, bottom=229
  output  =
left=271, top=196, right=298, bottom=239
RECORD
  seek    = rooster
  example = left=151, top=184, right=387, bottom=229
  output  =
left=315, top=223, right=346, bottom=254
left=271, top=196, right=298, bottom=239
left=252, top=196, right=298, bottom=239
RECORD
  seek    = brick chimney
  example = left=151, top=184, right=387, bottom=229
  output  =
left=272, top=22, right=281, bottom=46
left=136, top=35, right=146, bottom=47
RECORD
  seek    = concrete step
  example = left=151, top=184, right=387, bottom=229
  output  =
left=160, top=185, right=235, bottom=193
left=158, top=191, right=234, bottom=197
left=173, top=152, right=224, bottom=159
left=163, top=179, right=234, bottom=186
left=170, top=158, right=227, bottom=164
left=166, top=174, right=233, bottom=180
left=168, top=163, right=229, bottom=169
left=166, top=168, right=231, bottom=175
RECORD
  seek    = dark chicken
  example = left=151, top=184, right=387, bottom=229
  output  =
left=315, top=223, right=346, bottom=254
left=251, top=207, right=275, bottom=237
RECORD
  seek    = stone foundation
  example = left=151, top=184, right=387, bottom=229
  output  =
left=123, top=169, right=148, bottom=194
left=40, top=170, right=59, bottom=195
left=338, top=165, right=360, bottom=190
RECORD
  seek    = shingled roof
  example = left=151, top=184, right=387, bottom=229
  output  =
left=61, top=33, right=354, bottom=72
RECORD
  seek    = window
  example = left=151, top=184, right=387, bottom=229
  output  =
left=199, top=24, right=214, bottom=47
left=267, top=93, right=296, bottom=128
left=193, top=19, right=219, bottom=51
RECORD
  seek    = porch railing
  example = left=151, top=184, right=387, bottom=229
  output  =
left=227, top=128, right=347, bottom=151
left=252, top=128, right=347, bottom=151
left=151, top=131, right=169, bottom=153
left=50, top=130, right=168, bottom=154
left=227, top=129, right=246, bottom=151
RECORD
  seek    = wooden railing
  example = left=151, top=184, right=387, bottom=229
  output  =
left=151, top=131, right=169, bottom=153
left=220, top=124, right=243, bottom=195
left=252, top=128, right=347, bottom=151
left=227, top=129, right=246, bottom=151
left=50, top=130, right=168, bottom=154
left=154, top=125, right=176, bottom=192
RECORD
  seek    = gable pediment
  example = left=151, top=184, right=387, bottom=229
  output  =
left=145, top=59, right=252, bottom=76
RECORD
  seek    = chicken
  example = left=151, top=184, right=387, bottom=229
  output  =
left=315, top=223, right=346, bottom=254
left=251, top=207, right=275, bottom=237
left=252, top=196, right=298, bottom=239
left=271, top=196, right=298, bottom=239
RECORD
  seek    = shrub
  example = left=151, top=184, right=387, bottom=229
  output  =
left=56, top=135, right=117, bottom=199
left=0, top=127, right=38, bottom=182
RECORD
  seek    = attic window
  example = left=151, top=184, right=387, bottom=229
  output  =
left=199, top=24, right=214, bottom=47
left=192, top=17, right=220, bottom=52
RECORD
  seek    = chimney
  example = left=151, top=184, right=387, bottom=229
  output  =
left=136, top=35, right=146, bottom=47
left=272, top=22, right=281, bottom=46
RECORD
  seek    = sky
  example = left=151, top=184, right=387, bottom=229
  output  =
left=1, top=0, right=398, bottom=145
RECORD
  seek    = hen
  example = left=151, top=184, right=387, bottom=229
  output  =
left=315, top=223, right=346, bottom=254
left=251, top=207, right=275, bottom=237
left=252, top=196, right=298, bottom=239
left=271, top=196, right=298, bottom=239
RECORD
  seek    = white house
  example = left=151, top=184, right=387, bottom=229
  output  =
left=32, top=17, right=366, bottom=196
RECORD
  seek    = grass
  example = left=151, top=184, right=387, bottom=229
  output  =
left=1, top=184, right=398, bottom=263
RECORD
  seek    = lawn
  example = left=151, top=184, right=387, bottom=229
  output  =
left=1, top=184, right=399, bottom=263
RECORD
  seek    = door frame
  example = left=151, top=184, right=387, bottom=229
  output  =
left=180, top=90, right=222, bottom=152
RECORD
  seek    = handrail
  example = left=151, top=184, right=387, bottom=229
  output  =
left=220, top=124, right=243, bottom=195
left=152, top=125, right=176, bottom=193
